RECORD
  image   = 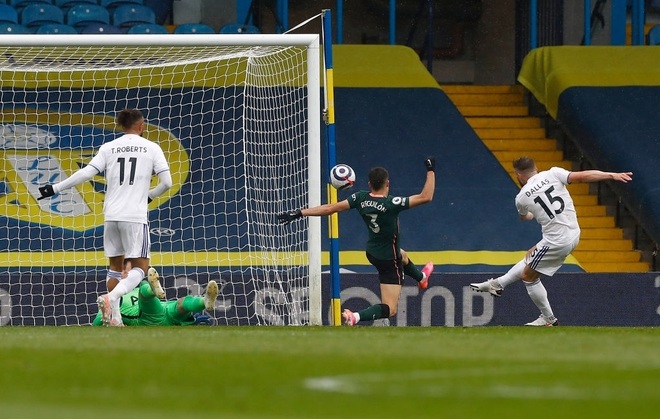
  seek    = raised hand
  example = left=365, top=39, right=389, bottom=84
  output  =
left=278, top=209, right=303, bottom=224
left=424, top=157, right=436, bottom=172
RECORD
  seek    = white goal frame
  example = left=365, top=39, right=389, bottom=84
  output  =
left=0, top=34, right=322, bottom=326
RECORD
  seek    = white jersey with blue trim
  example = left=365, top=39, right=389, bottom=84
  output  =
left=88, top=134, right=169, bottom=223
left=515, top=166, right=580, bottom=246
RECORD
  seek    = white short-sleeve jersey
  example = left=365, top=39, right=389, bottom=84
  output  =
left=515, top=167, right=580, bottom=246
left=87, top=134, right=169, bottom=223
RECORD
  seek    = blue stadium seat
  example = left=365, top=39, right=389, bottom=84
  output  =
left=219, top=23, right=260, bottom=34
left=174, top=23, right=214, bottom=34
left=648, top=24, right=660, bottom=45
left=54, top=0, right=96, bottom=12
left=100, top=0, right=143, bottom=12
left=0, top=4, right=18, bottom=23
left=80, top=22, right=122, bottom=34
left=0, top=22, right=30, bottom=33
left=66, top=4, right=109, bottom=30
left=35, top=22, right=76, bottom=33
left=9, top=0, right=52, bottom=11
left=20, top=3, right=64, bottom=29
left=112, top=4, right=154, bottom=29
left=127, top=22, right=167, bottom=34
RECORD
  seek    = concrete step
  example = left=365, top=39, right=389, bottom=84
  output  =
left=572, top=250, right=642, bottom=262
left=575, top=205, right=607, bottom=217
left=531, top=160, right=573, bottom=171
left=575, top=239, right=633, bottom=251
left=466, top=116, right=541, bottom=129
left=448, top=93, right=525, bottom=106
left=474, top=127, right=547, bottom=139
left=455, top=105, right=529, bottom=117
left=572, top=195, right=598, bottom=205
left=483, top=139, right=557, bottom=151
left=578, top=216, right=616, bottom=228
left=441, top=85, right=526, bottom=94
left=493, top=150, right=564, bottom=162
left=579, top=262, right=649, bottom=272
left=567, top=183, right=591, bottom=195
left=579, top=228, right=624, bottom=239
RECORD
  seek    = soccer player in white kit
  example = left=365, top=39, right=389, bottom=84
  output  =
left=38, top=109, right=172, bottom=326
left=470, top=156, right=632, bottom=326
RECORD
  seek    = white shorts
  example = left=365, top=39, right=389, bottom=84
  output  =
left=104, top=221, right=150, bottom=259
left=525, top=235, right=580, bottom=276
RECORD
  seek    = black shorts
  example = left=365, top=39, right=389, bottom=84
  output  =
left=366, top=252, right=404, bottom=285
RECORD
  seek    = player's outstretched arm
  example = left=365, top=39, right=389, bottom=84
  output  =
left=37, top=164, right=100, bottom=200
left=569, top=170, right=633, bottom=184
left=278, top=200, right=351, bottom=224
left=409, top=157, right=436, bottom=208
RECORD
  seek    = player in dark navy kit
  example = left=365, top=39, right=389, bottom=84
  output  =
left=278, top=157, right=436, bottom=326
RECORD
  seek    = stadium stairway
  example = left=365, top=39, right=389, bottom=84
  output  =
left=440, top=84, right=649, bottom=273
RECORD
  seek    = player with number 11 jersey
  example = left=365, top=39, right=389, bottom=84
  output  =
left=87, top=132, right=170, bottom=224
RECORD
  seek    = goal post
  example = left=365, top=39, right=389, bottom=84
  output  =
left=0, top=34, right=322, bottom=326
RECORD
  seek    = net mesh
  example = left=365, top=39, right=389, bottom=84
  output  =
left=0, top=39, right=317, bottom=326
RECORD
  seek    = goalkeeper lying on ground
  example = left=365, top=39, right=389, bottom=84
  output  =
left=92, top=267, right=218, bottom=326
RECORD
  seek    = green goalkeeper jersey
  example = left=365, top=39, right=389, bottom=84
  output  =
left=91, top=281, right=196, bottom=326
left=347, top=190, right=410, bottom=260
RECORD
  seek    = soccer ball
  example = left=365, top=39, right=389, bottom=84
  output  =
left=330, top=164, right=356, bottom=191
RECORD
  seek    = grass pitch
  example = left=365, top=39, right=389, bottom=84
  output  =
left=0, top=326, right=658, bottom=419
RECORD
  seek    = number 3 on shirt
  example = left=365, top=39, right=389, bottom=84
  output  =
left=367, top=213, right=380, bottom=233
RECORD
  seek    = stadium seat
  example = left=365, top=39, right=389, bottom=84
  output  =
left=80, top=22, right=122, bottom=34
left=648, top=24, right=660, bottom=45
left=127, top=22, right=168, bottom=34
left=20, top=3, right=64, bottom=29
left=0, top=4, right=18, bottom=23
left=0, top=22, right=30, bottom=33
left=219, top=23, right=260, bottom=34
left=100, top=0, right=143, bottom=12
left=54, top=0, right=96, bottom=12
left=9, top=0, right=53, bottom=10
left=112, top=4, right=154, bottom=30
left=174, top=23, right=214, bottom=34
left=35, top=22, right=76, bottom=33
left=66, top=4, right=109, bottom=30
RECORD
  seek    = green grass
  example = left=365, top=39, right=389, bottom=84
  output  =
left=1, top=327, right=659, bottom=418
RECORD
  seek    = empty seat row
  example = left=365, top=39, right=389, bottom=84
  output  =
left=0, top=1, right=143, bottom=11
left=0, top=2, right=154, bottom=31
left=0, top=21, right=262, bottom=35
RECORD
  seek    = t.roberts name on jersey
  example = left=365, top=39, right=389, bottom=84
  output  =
left=111, top=146, right=148, bottom=154
left=525, top=178, right=550, bottom=197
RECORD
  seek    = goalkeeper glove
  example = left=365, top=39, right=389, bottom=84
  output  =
left=278, top=209, right=303, bottom=224
left=37, top=185, right=55, bottom=200
left=424, top=156, right=436, bottom=172
left=193, top=312, right=213, bottom=325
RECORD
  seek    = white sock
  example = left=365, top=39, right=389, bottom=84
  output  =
left=495, top=260, right=525, bottom=288
left=525, top=279, right=555, bottom=320
left=105, top=269, right=121, bottom=286
left=108, top=267, right=145, bottom=306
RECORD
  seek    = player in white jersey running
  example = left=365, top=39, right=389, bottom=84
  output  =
left=38, top=109, right=172, bottom=326
left=470, top=156, right=632, bottom=326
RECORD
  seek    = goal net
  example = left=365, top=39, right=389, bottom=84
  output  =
left=0, top=34, right=321, bottom=326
